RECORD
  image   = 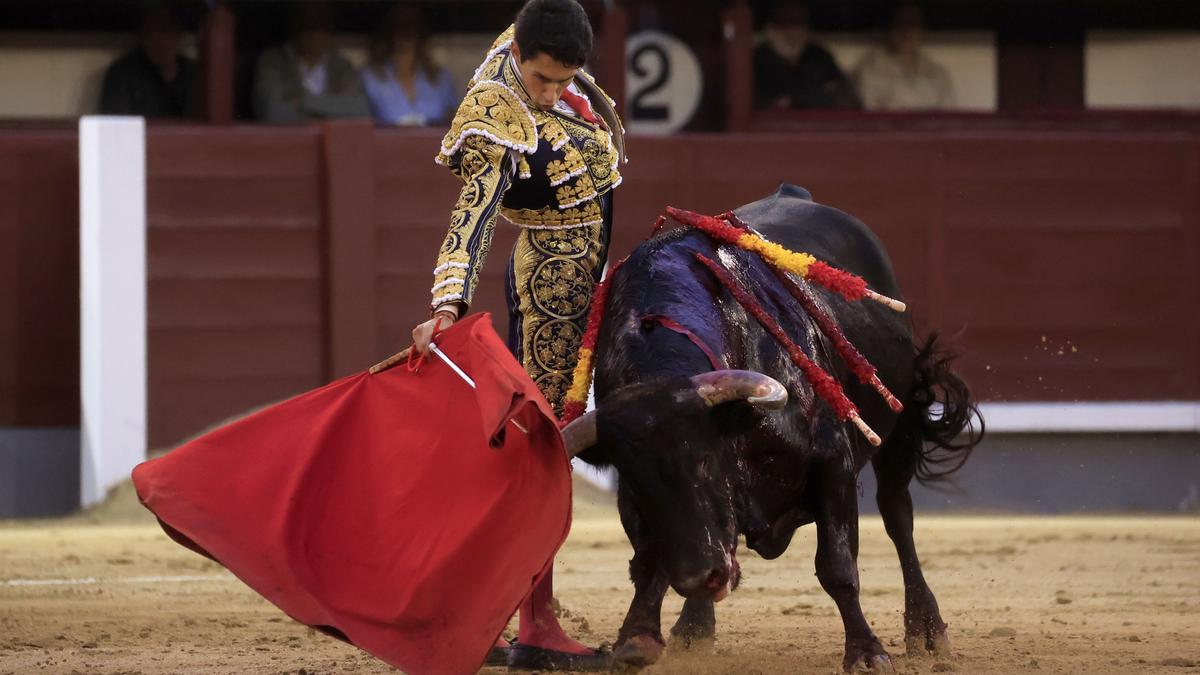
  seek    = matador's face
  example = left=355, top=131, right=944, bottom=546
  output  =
left=511, top=44, right=580, bottom=112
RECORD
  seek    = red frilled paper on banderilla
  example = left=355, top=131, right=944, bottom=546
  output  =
left=131, top=313, right=572, bottom=675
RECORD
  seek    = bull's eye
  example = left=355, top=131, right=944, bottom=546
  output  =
left=640, top=318, right=656, bottom=331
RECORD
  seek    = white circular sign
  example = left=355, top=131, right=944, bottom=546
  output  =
left=624, top=30, right=703, bottom=135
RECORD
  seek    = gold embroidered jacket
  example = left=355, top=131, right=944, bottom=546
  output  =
left=430, top=27, right=625, bottom=311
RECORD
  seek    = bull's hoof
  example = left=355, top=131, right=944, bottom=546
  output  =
left=904, top=614, right=952, bottom=658
left=612, top=634, right=665, bottom=670
left=844, top=653, right=895, bottom=673
left=905, top=630, right=952, bottom=658
left=668, top=630, right=715, bottom=653
left=843, top=642, right=894, bottom=674
left=669, top=622, right=715, bottom=651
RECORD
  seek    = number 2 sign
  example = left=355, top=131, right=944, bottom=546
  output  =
left=625, top=31, right=703, bottom=135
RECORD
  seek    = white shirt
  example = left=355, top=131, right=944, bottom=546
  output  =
left=296, top=55, right=329, bottom=96
left=853, top=47, right=954, bottom=111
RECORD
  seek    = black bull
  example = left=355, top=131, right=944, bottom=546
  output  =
left=565, top=184, right=984, bottom=672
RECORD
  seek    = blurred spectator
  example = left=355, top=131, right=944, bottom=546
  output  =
left=362, top=4, right=456, bottom=126
left=853, top=2, right=954, bottom=110
left=753, top=0, right=860, bottom=110
left=252, top=1, right=369, bottom=123
left=99, top=3, right=198, bottom=118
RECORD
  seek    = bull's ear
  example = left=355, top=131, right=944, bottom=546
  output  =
left=691, top=370, right=788, bottom=410
left=561, top=411, right=597, bottom=458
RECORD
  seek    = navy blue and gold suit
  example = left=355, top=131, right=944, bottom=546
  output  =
left=431, top=27, right=625, bottom=415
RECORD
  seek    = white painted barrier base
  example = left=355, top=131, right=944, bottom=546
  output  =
left=571, top=402, right=1200, bottom=494
left=979, top=402, right=1200, bottom=433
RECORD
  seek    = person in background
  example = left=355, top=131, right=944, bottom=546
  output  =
left=853, top=2, right=955, bottom=110
left=100, top=2, right=198, bottom=118
left=253, top=1, right=369, bottom=123
left=753, top=0, right=860, bottom=110
left=362, top=4, right=456, bottom=126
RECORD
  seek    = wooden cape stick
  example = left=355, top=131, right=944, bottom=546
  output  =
left=368, top=347, right=413, bottom=375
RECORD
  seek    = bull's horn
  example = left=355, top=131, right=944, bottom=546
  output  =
left=691, top=370, right=788, bottom=410
left=560, top=411, right=597, bottom=458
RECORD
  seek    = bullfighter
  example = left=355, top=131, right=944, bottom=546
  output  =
left=409, top=0, right=625, bottom=670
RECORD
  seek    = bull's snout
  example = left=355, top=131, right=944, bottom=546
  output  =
left=674, top=561, right=739, bottom=602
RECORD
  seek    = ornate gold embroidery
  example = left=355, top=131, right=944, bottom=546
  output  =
left=437, top=81, right=536, bottom=165
left=474, top=56, right=503, bottom=85
left=501, top=200, right=602, bottom=229
left=555, top=174, right=597, bottom=208
left=438, top=240, right=470, bottom=261
left=467, top=25, right=515, bottom=90
left=539, top=121, right=569, bottom=150
left=535, top=372, right=573, bottom=415
left=533, top=319, right=584, bottom=371
left=452, top=180, right=480, bottom=210
left=581, top=137, right=612, bottom=183
left=431, top=136, right=510, bottom=308
left=510, top=221, right=606, bottom=416
left=550, top=113, right=620, bottom=194
left=487, top=26, right=515, bottom=56
left=531, top=228, right=592, bottom=258
left=546, top=150, right=587, bottom=187
left=531, top=258, right=591, bottom=319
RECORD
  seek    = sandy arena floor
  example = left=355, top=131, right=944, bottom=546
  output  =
left=1, top=479, right=1199, bottom=674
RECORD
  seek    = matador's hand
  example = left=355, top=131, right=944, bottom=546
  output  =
left=412, top=312, right=456, bottom=355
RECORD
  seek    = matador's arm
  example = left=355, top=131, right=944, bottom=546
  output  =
left=430, top=136, right=515, bottom=313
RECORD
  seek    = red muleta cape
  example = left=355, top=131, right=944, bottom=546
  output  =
left=132, top=314, right=572, bottom=674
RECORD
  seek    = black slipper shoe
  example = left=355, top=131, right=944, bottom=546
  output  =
left=506, top=643, right=612, bottom=671
left=485, top=638, right=516, bottom=667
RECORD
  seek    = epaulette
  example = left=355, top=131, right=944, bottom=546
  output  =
left=436, top=79, right=537, bottom=167
left=467, top=25, right=516, bottom=90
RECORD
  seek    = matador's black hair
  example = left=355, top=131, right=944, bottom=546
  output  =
left=514, top=0, right=593, bottom=67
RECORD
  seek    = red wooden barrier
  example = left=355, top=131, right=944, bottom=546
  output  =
left=2, top=121, right=1197, bottom=447
left=145, top=126, right=325, bottom=446
left=0, top=129, right=79, bottom=427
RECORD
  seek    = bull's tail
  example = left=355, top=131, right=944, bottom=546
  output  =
left=909, top=333, right=984, bottom=486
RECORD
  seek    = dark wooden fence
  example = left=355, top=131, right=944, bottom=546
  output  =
left=0, top=126, right=80, bottom=428
left=2, top=119, right=1197, bottom=448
